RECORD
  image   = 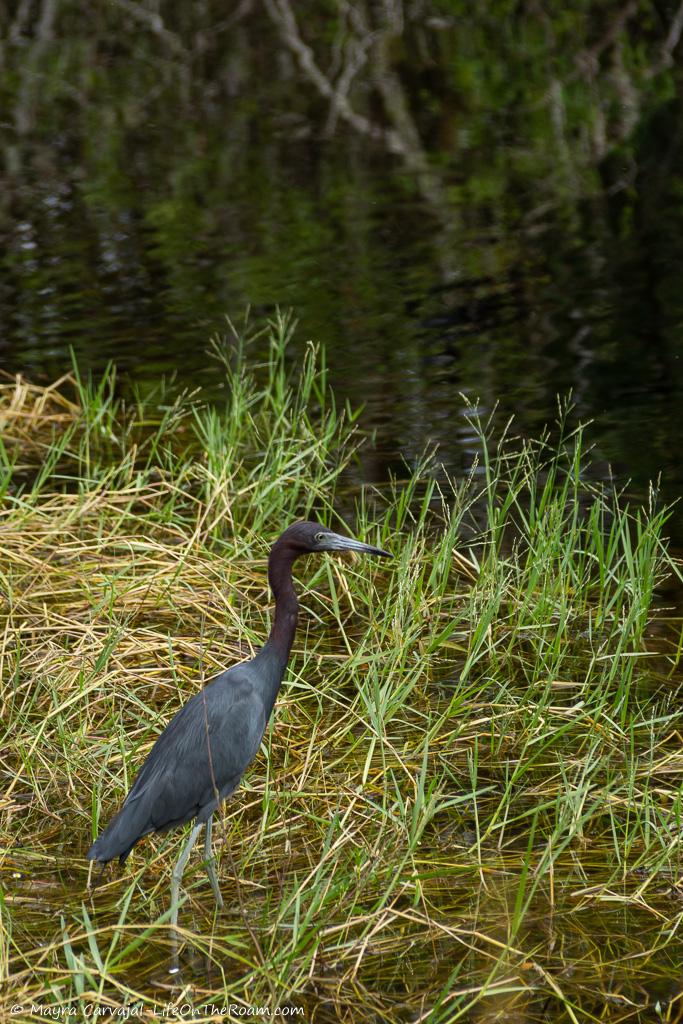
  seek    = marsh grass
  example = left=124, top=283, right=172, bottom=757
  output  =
left=1, top=313, right=683, bottom=1022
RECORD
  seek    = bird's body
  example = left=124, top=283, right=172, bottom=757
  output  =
left=87, top=521, right=389, bottom=932
left=89, top=664, right=268, bottom=863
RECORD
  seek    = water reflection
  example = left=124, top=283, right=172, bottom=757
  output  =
left=2, top=9, right=683, bottom=540
left=7, top=832, right=682, bottom=1020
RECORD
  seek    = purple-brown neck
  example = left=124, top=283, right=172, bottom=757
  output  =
left=248, top=520, right=388, bottom=710
left=262, top=537, right=300, bottom=668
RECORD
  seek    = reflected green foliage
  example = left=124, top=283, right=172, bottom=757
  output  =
left=1, top=1, right=683, bottom=525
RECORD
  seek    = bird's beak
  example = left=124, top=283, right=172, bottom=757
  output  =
left=325, top=532, right=391, bottom=558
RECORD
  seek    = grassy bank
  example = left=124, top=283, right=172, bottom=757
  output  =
left=2, top=314, right=683, bottom=1022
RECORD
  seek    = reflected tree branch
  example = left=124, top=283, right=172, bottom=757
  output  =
left=111, top=0, right=186, bottom=56
left=265, top=0, right=448, bottom=214
left=9, top=0, right=36, bottom=42
left=574, top=0, right=638, bottom=77
left=324, top=1, right=376, bottom=137
left=263, top=0, right=404, bottom=153
left=646, top=0, right=683, bottom=77
left=14, top=0, right=60, bottom=137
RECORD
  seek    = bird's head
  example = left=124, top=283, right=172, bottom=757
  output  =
left=277, top=520, right=390, bottom=559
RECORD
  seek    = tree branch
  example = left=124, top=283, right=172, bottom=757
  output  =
left=263, top=0, right=404, bottom=153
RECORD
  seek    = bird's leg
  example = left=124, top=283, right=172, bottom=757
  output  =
left=170, top=822, right=203, bottom=939
left=203, top=816, right=224, bottom=910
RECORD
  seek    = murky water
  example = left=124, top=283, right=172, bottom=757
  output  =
left=7, top=797, right=683, bottom=1020
left=2, top=9, right=683, bottom=539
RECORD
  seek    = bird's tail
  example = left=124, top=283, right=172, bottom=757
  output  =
left=87, top=800, right=149, bottom=865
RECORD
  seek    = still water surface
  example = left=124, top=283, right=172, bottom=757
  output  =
left=2, top=26, right=683, bottom=536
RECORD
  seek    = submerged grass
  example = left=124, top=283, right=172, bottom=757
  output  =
left=1, top=312, right=683, bottom=1022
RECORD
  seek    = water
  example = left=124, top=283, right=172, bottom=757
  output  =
left=2, top=13, right=683, bottom=539
left=7, top=786, right=683, bottom=1020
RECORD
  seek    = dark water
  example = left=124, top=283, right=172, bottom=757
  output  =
left=2, top=6, right=683, bottom=536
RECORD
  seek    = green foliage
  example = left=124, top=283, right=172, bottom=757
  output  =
left=1, top=319, right=682, bottom=1019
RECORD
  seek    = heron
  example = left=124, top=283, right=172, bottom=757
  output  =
left=87, top=520, right=390, bottom=934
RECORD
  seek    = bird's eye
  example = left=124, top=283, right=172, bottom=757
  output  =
left=315, top=532, right=326, bottom=542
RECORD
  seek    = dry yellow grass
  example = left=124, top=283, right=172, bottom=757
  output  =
left=2, top=325, right=683, bottom=1021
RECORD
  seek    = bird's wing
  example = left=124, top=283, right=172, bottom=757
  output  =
left=112, top=667, right=266, bottom=842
